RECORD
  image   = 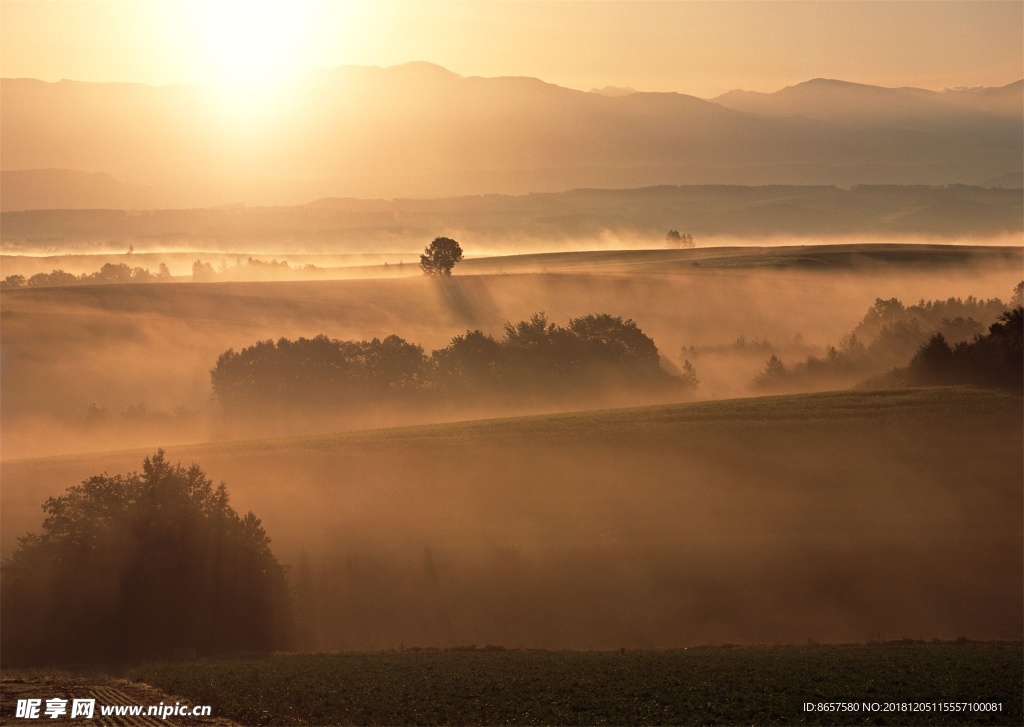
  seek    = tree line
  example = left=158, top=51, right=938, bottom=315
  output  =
left=2, top=262, right=172, bottom=289
left=192, top=257, right=322, bottom=282
left=753, top=285, right=1023, bottom=392
left=903, top=307, right=1022, bottom=389
left=211, top=313, right=690, bottom=412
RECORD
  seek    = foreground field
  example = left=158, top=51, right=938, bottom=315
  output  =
left=4, top=387, right=1021, bottom=650
left=129, top=643, right=1023, bottom=726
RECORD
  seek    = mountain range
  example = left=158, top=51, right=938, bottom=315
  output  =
left=1, top=63, right=1021, bottom=210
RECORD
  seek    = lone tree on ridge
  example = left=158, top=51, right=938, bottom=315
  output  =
left=420, top=237, right=464, bottom=276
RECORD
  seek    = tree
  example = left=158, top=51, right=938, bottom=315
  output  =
left=419, top=236, right=464, bottom=276
left=429, top=329, right=504, bottom=392
left=906, top=308, right=1023, bottom=390
left=906, top=332, right=954, bottom=385
left=192, top=260, right=215, bottom=282
left=211, top=334, right=427, bottom=411
left=1, top=451, right=291, bottom=664
left=679, top=359, right=699, bottom=390
left=665, top=230, right=695, bottom=248
left=568, top=313, right=662, bottom=375
left=754, top=354, right=787, bottom=389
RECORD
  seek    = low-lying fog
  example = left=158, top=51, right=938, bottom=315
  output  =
left=2, top=239, right=1021, bottom=650
left=3, top=231, right=1022, bottom=278
left=2, top=390, right=1020, bottom=649
left=1, top=243, right=1020, bottom=458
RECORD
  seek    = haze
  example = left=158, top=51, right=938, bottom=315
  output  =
left=3, top=1, right=1021, bottom=94
left=1, top=0, right=1022, bottom=664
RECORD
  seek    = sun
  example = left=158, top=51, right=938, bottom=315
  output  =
left=189, top=1, right=323, bottom=87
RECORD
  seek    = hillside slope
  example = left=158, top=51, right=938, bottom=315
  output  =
left=3, top=387, right=1020, bottom=648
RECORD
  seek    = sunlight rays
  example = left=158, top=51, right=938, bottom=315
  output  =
left=187, top=0, right=334, bottom=88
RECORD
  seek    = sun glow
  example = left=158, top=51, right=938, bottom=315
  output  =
left=189, top=1, right=328, bottom=87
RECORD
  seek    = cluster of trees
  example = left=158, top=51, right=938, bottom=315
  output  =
left=1, top=452, right=291, bottom=665
left=212, top=334, right=427, bottom=410
left=665, top=230, right=695, bottom=248
left=754, top=287, right=1023, bottom=392
left=192, top=257, right=321, bottom=282
left=905, top=307, right=1022, bottom=389
left=1, top=262, right=171, bottom=289
left=211, top=313, right=688, bottom=412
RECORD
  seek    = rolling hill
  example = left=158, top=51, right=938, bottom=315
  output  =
left=3, top=184, right=1021, bottom=248
left=2, top=387, right=1020, bottom=648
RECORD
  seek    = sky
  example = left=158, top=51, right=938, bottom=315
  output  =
left=1, top=1, right=1022, bottom=98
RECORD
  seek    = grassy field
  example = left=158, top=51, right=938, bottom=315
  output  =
left=129, top=642, right=1023, bottom=726
left=458, top=243, right=1024, bottom=275
left=4, top=387, right=1021, bottom=650
left=4, top=241, right=1021, bottom=278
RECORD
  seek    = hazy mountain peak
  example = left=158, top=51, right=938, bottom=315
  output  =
left=589, top=86, right=637, bottom=97
left=302, top=61, right=462, bottom=86
left=711, top=75, right=1024, bottom=130
left=386, top=61, right=463, bottom=80
left=2, top=68, right=1020, bottom=207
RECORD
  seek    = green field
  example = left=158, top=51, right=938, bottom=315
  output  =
left=129, top=642, right=1023, bottom=726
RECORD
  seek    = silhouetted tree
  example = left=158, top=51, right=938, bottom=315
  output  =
left=679, top=359, right=699, bottom=390
left=905, top=307, right=1023, bottom=390
left=754, top=354, right=787, bottom=389
left=429, top=329, right=504, bottom=392
left=27, top=270, right=78, bottom=287
left=665, top=230, right=694, bottom=248
left=1, top=452, right=291, bottom=665
left=750, top=294, right=1012, bottom=391
left=91, top=263, right=135, bottom=284
left=211, top=334, right=427, bottom=411
left=212, top=314, right=680, bottom=411
left=567, top=313, right=665, bottom=383
left=906, top=332, right=955, bottom=385
left=420, top=237, right=464, bottom=276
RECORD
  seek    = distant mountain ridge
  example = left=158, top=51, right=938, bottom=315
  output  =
left=2, top=64, right=1021, bottom=209
left=712, top=78, right=1023, bottom=131
left=4, top=184, right=1020, bottom=251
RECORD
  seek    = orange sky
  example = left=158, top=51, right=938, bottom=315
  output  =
left=1, top=1, right=1022, bottom=97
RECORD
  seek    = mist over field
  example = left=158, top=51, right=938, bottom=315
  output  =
left=2, top=8, right=1023, bottom=720
left=2, top=236, right=1022, bottom=654
left=2, top=245, right=1020, bottom=458
left=3, top=389, right=1020, bottom=651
